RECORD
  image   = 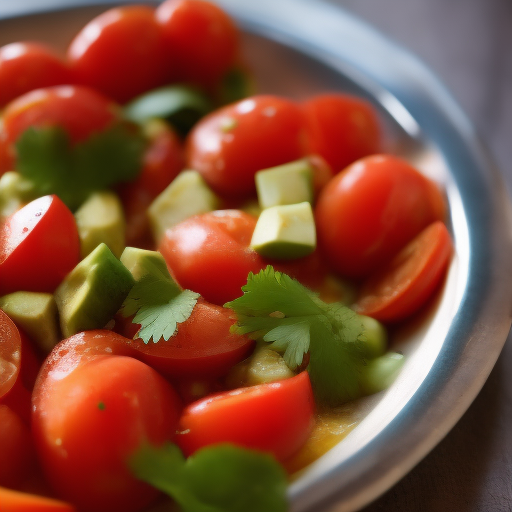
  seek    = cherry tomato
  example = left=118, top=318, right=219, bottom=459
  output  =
left=302, top=93, right=381, bottom=173
left=0, top=405, right=36, bottom=488
left=186, top=95, right=306, bottom=198
left=2, top=85, right=117, bottom=146
left=156, top=0, right=239, bottom=86
left=68, top=6, right=168, bottom=103
left=118, top=122, right=184, bottom=247
left=0, top=310, right=21, bottom=401
left=355, top=221, right=453, bottom=322
left=32, top=330, right=182, bottom=512
left=0, top=487, right=76, bottom=512
left=308, top=154, right=334, bottom=197
left=128, top=299, right=254, bottom=379
left=0, top=42, right=72, bottom=108
left=177, top=371, right=315, bottom=461
left=0, top=195, right=80, bottom=294
left=315, top=155, right=446, bottom=279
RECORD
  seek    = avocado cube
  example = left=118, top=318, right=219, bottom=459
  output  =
left=0, top=171, right=38, bottom=220
left=120, top=247, right=171, bottom=282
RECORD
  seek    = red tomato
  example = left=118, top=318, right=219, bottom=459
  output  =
left=68, top=6, right=168, bottom=103
left=128, top=299, right=254, bottom=379
left=355, top=221, right=453, bottom=322
left=0, top=487, right=76, bottom=512
left=0, top=405, right=36, bottom=488
left=0, top=195, right=80, bottom=294
left=302, top=93, right=381, bottom=173
left=118, top=122, right=184, bottom=247
left=32, top=330, right=182, bottom=512
left=0, top=310, right=21, bottom=400
left=0, top=129, right=14, bottom=176
left=177, top=371, right=315, bottom=461
left=308, top=154, right=334, bottom=197
left=156, top=0, right=239, bottom=85
left=2, top=85, right=117, bottom=146
left=186, top=95, right=306, bottom=198
left=0, top=42, right=72, bottom=108
left=315, top=155, right=446, bottom=279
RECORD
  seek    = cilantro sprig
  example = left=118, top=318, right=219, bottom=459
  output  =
left=16, top=124, right=146, bottom=211
left=225, top=266, right=367, bottom=406
left=130, top=443, right=288, bottom=512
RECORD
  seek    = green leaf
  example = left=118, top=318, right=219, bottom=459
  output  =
left=16, top=124, right=146, bottom=211
left=129, top=443, right=288, bottom=512
left=226, top=266, right=367, bottom=406
left=121, top=273, right=200, bottom=344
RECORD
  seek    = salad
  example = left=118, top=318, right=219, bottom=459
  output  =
left=0, top=1, right=453, bottom=512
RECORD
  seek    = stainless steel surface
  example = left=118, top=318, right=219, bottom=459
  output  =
left=1, top=1, right=511, bottom=511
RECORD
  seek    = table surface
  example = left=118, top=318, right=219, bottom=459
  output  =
left=1, top=1, right=512, bottom=511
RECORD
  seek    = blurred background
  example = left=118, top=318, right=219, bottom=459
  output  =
left=1, top=0, right=511, bottom=510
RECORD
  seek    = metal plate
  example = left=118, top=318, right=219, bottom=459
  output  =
left=1, top=1, right=511, bottom=511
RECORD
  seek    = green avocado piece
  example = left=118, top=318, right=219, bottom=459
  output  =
left=148, top=170, right=221, bottom=243
left=74, top=191, right=126, bottom=259
left=0, top=291, right=60, bottom=353
left=0, top=171, right=38, bottom=220
left=245, top=346, right=295, bottom=385
left=255, top=159, right=313, bottom=210
left=120, top=247, right=171, bottom=282
left=359, top=315, right=388, bottom=359
left=55, top=243, right=135, bottom=338
left=250, top=202, right=316, bottom=260
left=361, top=352, right=405, bottom=395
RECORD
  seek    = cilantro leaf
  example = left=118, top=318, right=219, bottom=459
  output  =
left=121, top=273, right=200, bottom=344
left=225, top=266, right=367, bottom=406
left=129, top=443, right=288, bottom=512
left=16, top=124, right=146, bottom=211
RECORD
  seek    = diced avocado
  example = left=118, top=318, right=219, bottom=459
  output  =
left=0, top=171, right=38, bottom=219
left=245, top=346, right=295, bottom=385
left=250, top=202, right=316, bottom=260
left=359, top=315, right=388, bottom=359
left=0, top=291, right=60, bottom=353
left=255, top=159, right=313, bottom=209
left=148, top=170, right=221, bottom=243
left=120, top=247, right=171, bottom=282
left=361, top=352, right=405, bottom=395
left=74, top=191, right=126, bottom=259
left=55, top=243, right=135, bottom=338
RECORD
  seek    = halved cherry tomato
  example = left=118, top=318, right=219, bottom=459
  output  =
left=0, top=487, right=76, bottom=512
left=118, top=122, right=184, bottom=247
left=0, top=42, right=72, bottom=108
left=0, top=310, right=21, bottom=401
left=302, top=93, right=381, bottom=173
left=68, top=6, right=168, bottom=103
left=355, top=221, right=453, bottom=322
left=315, top=155, right=446, bottom=279
left=32, top=330, right=182, bottom=512
left=0, top=195, right=80, bottom=294
left=156, top=0, right=239, bottom=86
left=186, top=95, right=306, bottom=198
left=177, top=371, right=315, bottom=461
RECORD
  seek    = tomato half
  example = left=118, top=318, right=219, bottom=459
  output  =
left=0, top=487, right=76, bottom=512
left=68, top=6, right=168, bottom=103
left=315, top=155, right=446, bottom=279
left=355, top=221, right=453, bottom=322
left=32, top=330, right=182, bottom=512
left=0, top=310, right=21, bottom=401
left=302, top=93, right=381, bottom=173
left=0, top=195, right=80, bottom=294
left=177, top=371, right=315, bottom=461
left=156, top=0, right=239, bottom=86
left=186, top=95, right=306, bottom=198
left=0, top=42, right=72, bottom=108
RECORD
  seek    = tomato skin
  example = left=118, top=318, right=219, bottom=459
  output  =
left=355, top=221, right=453, bottom=322
left=2, top=85, right=117, bottom=146
left=0, top=488, right=76, bottom=512
left=68, top=6, right=168, bottom=103
left=32, top=330, right=182, bottom=512
left=0, top=195, right=80, bottom=294
left=177, top=371, right=315, bottom=461
left=186, top=95, right=306, bottom=198
left=315, top=155, right=446, bottom=279
left=0, top=42, right=72, bottom=108
left=118, top=123, right=184, bottom=247
left=0, top=310, right=22, bottom=401
left=156, top=0, right=239, bottom=86
left=0, top=130, right=15, bottom=176
left=302, top=93, right=381, bottom=173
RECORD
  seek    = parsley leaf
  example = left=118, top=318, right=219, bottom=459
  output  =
left=129, top=443, right=288, bottom=512
left=121, top=273, right=200, bottom=344
left=16, top=124, right=146, bottom=211
left=225, top=266, right=366, bottom=406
